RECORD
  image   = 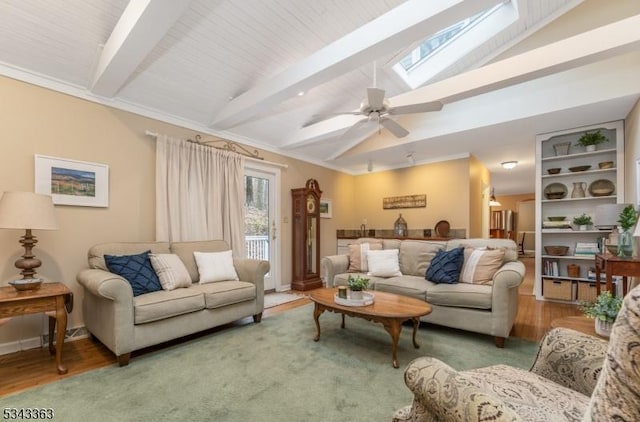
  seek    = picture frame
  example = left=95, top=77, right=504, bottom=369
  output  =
left=319, top=198, right=332, bottom=218
left=35, top=154, right=109, bottom=207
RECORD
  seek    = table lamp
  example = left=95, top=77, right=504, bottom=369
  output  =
left=0, top=192, right=58, bottom=283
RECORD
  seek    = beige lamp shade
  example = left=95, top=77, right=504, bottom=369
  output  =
left=0, top=192, right=58, bottom=230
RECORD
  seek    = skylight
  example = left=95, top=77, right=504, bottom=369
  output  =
left=393, top=1, right=512, bottom=89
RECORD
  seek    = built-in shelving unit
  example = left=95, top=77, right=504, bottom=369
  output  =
left=535, top=120, right=624, bottom=302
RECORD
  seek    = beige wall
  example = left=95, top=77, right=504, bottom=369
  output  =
left=469, top=155, right=490, bottom=238
left=350, top=158, right=472, bottom=235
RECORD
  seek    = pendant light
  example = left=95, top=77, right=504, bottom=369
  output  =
left=489, top=188, right=501, bottom=207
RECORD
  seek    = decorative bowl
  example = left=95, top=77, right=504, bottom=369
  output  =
left=547, top=216, right=566, bottom=221
left=606, top=245, right=618, bottom=255
left=588, top=179, right=615, bottom=197
left=547, top=168, right=561, bottom=174
left=569, top=165, right=591, bottom=172
left=544, top=183, right=568, bottom=200
left=598, top=161, right=614, bottom=169
left=8, top=278, right=43, bottom=291
left=544, top=246, right=569, bottom=256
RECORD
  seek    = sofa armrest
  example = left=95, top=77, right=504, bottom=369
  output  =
left=76, top=268, right=133, bottom=302
left=321, top=255, right=349, bottom=287
left=398, top=357, right=520, bottom=422
left=492, top=261, right=525, bottom=289
left=233, top=258, right=269, bottom=289
left=530, top=327, right=607, bottom=396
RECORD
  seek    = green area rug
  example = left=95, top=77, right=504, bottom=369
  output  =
left=1, top=304, right=538, bottom=421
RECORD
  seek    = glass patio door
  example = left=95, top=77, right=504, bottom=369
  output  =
left=244, top=165, right=279, bottom=291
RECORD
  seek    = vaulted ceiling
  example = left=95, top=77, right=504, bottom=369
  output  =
left=1, top=0, right=640, bottom=194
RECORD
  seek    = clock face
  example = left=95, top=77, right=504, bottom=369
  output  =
left=306, top=195, right=316, bottom=213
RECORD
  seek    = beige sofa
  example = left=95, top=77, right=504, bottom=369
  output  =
left=321, top=238, right=524, bottom=347
left=77, top=240, right=269, bottom=366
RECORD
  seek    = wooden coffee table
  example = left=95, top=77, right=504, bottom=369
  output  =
left=309, top=288, right=432, bottom=368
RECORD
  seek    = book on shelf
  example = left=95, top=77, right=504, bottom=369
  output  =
left=574, top=242, right=600, bottom=255
left=543, top=259, right=560, bottom=276
left=587, top=270, right=622, bottom=282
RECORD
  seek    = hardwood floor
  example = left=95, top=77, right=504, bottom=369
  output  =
left=0, top=259, right=581, bottom=397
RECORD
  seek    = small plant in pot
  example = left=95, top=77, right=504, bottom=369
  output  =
left=580, top=291, right=622, bottom=337
left=572, top=213, right=592, bottom=231
left=617, top=205, right=639, bottom=257
left=575, top=130, right=609, bottom=152
left=347, top=275, right=369, bottom=300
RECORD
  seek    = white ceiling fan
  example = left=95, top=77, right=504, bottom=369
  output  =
left=310, top=63, right=443, bottom=139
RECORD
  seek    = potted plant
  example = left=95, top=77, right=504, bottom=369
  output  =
left=617, top=205, right=638, bottom=256
left=580, top=290, right=622, bottom=337
left=575, top=130, right=609, bottom=152
left=572, top=213, right=592, bottom=231
left=347, top=275, right=369, bottom=300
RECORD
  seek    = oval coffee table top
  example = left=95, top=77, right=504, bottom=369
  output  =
left=309, top=288, right=431, bottom=318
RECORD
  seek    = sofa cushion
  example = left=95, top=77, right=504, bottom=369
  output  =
left=105, top=251, right=163, bottom=297
left=89, top=242, right=171, bottom=271
left=348, top=241, right=383, bottom=272
left=149, top=253, right=192, bottom=290
left=367, top=249, right=402, bottom=277
left=447, top=238, right=518, bottom=263
left=133, top=288, right=205, bottom=324
left=426, top=283, right=492, bottom=309
left=374, top=276, right=431, bottom=301
left=170, top=240, right=231, bottom=282
left=194, top=250, right=239, bottom=283
left=425, top=247, right=464, bottom=284
left=399, top=240, right=446, bottom=277
left=190, top=281, right=256, bottom=309
left=459, top=247, right=505, bottom=285
left=464, top=364, right=590, bottom=420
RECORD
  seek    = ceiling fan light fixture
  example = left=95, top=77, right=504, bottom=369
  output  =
left=501, top=160, right=518, bottom=170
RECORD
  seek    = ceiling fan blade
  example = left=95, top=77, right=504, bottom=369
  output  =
left=302, top=111, right=364, bottom=127
left=387, top=101, right=443, bottom=115
left=380, top=117, right=409, bottom=138
left=367, top=88, right=386, bottom=109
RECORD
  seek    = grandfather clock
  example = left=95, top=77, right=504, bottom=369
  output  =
left=291, top=179, right=323, bottom=291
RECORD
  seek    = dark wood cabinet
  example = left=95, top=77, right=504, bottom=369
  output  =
left=291, top=179, right=323, bottom=291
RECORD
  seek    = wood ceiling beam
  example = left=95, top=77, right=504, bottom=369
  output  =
left=285, top=13, right=640, bottom=150
left=90, top=0, right=193, bottom=97
left=209, top=0, right=502, bottom=129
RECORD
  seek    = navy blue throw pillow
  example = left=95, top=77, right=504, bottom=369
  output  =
left=425, top=247, right=464, bottom=284
left=105, top=250, right=162, bottom=296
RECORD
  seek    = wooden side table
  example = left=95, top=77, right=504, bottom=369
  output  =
left=594, top=253, right=640, bottom=296
left=0, top=282, right=73, bottom=374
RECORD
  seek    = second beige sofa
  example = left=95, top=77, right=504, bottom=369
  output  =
left=321, top=238, right=524, bottom=347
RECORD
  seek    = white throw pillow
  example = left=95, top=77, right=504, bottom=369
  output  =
left=194, top=250, right=239, bottom=283
left=366, top=249, right=402, bottom=277
left=149, top=253, right=192, bottom=290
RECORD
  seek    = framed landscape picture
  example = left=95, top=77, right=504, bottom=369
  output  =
left=319, top=198, right=332, bottom=218
left=35, top=155, right=109, bottom=207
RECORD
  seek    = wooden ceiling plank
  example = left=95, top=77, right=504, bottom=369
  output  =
left=286, top=13, right=640, bottom=149
left=90, top=0, right=194, bottom=97
left=209, top=0, right=501, bottom=129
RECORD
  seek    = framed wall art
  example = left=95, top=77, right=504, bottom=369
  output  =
left=319, top=198, right=332, bottom=218
left=35, top=154, right=109, bottom=207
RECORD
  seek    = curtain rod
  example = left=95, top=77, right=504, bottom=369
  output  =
left=145, top=130, right=288, bottom=168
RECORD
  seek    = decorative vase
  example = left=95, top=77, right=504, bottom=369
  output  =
left=394, top=213, right=407, bottom=237
left=553, top=142, right=571, bottom=156
left=586, top=145, right=596, bottom=152
left=579, top=225, right=587, bottom=231
left=349, top=290, right=363, bottom=300
left=618, top=229, right=633, bottom=257
left=595, top=318, right=613, bottom=337
left=571, top=182, right=586, bottom=198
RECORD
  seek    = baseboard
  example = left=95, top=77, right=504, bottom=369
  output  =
left=276, top=284, right=291, bottom=292
left=0, top=325, right=88, bottom=356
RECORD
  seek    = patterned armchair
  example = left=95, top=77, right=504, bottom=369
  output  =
left=393, top=284, right=640, bottom=422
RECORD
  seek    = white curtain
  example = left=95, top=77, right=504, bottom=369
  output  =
left=155, top=134, right=246, bottom=257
